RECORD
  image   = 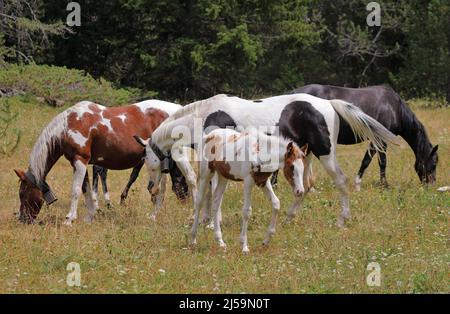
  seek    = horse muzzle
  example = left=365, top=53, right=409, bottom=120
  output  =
left=43, top=189, right=58, bottom=205
left=161, top=158, right=171, bottom=174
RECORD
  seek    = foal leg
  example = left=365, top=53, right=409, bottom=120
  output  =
left=148, top=173, right=167, bottom=221
left=64, top=158, right=89, bottom=225
left=82, top=172, right=96, bottom=224
left=204, top=173, right=221, bottom=228
left=378, top=142, right=388, bottom=187
left=262, top=180, right=281, bottom=246
left=202, top=180, right=213, bottom=226
left=355, top=143, right=376, bottom=191
left=190, top=168, right=214, bottom=245
left=240, top=177, right=254, bottom=253
left=120, top=163, right=143, bottom=205
left=212, top=176, right=228, bottom=248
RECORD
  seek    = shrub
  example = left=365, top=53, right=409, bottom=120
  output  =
left=0, top=64, right=150, bottom=107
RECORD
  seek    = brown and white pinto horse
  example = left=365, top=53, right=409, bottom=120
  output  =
left=14, top=100, right=188, bottom=224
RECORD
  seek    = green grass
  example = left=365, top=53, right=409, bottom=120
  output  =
left=0, top=97, right=448, bottom=293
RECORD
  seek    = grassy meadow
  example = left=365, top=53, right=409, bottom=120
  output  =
left=0, top=97, right=448, bottom=293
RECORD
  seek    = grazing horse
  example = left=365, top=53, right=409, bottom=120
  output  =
left=137, top=93, right=398, bottom=227
left=280, top=84, right=438, bottom=190
left=13, top=100, right=189, bottom=224
left=194, top=128, right=309, bottom=252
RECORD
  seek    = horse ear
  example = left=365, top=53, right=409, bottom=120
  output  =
left=429, top=145, right=438, bottom=158
left=300, top=143, right=309, bottom=154
left=286, top=142, right=294, bottom=155
left=133, top=135, right=149, bottom=147
left=428, top=145, right=439, bottom=159
left=14, top=169, right=26, bottom=181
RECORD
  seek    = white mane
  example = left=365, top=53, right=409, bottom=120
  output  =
left=151, top=94, right=228, bottom=146
left=29, top=101, right=94, bottom=183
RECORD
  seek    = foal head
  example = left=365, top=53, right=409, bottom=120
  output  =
left=14, top=169, right=44, bottom=224
left=415, top=145, right=438, bottom=185
left=283, top=142, right=308, bottom=197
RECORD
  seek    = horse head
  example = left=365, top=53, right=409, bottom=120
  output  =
left=415, top=145, right=438, bottom=185
left=283, top=142, right=309, bottom=197
left=134, top=135, right=189, bottom=201
left=14, top=169, right=45, bottom=224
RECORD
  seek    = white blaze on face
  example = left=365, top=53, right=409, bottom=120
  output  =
left=292, top=159, right=305, bottom=195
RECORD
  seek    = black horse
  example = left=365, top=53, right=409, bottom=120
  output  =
left=271, top=84, right=438, bottom=189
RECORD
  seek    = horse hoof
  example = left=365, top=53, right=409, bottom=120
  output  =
left=336, top=216, right=350, bottom=228
left=242, top=247, right=250, bottom=254
left=283, top=216, right=294, bottom=225
left=63, top=219, right=73, bottom=226
left=354, top=184, right=361, bottom=192
left=106, top=203, right=113, bottom=209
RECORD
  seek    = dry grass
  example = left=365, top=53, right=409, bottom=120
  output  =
left=0, top=98, right=448, bottom=293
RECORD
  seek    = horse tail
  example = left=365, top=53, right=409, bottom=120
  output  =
left=329, top=99, right=400, bottom=152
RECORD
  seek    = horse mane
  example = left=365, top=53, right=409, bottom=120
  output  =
left=397, top=96, right=432, bottom=157
left=168, top=94, right=228, bottom=122
left=29, top=101, right=92, bottom=183
left=151, top=94, right=228, bottom=144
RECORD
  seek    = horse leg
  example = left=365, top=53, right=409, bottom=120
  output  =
left=175, top=158, right=199, bottom=216
left=270, top=170, right=279, bottom=188
left=64, top=158, right=88, bottom=225
left=82, top=172, right=96, bottom=223
left=92, top=165, right=100, bottom=210
left=262, top=180, right=281, bottom=246
left=204, top=173, right=221, bottom=228
left=148, top=173, right=167, bottom=221
left=212, top=175, right=228, bottom=248
left=319, top=154, right=350, bottom=228
left=100, top=168, right=111, bottom=208
left=202, top=180, right=213, bottom=226
left=190, top=165, right=214, bottom=245
left=120, top=163, right=143, bottom=205
left=355, top=143, right=376, bottom=191
left=240, top=177, right=254, bottom=253
left=378, top=142, right=388, bottom=187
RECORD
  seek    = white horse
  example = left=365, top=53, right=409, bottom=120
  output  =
left=136, top=93, right=399, bottom=227
left=196, top=128, right=309, bottom=252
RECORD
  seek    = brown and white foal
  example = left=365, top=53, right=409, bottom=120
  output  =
left=14, top=100, right=182, bottom=224
left=190, top=128, right=309, bottom=253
